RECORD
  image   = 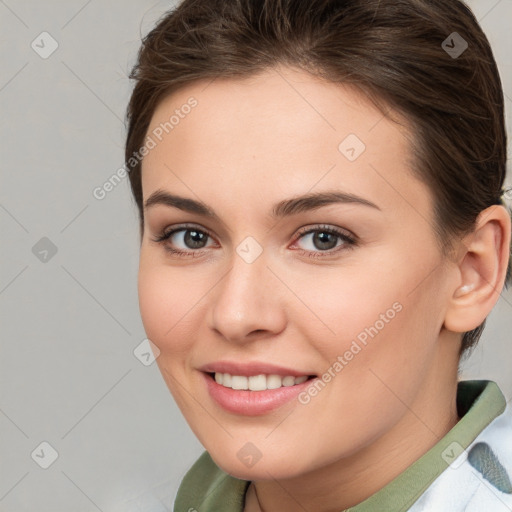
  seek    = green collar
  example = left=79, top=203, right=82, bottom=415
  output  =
left=173, top=380, right=506, bottom=512
left=346, top=379, right=506, bottom=511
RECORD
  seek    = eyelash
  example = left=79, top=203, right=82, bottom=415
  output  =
left=150, top=223, right=358, bottom=259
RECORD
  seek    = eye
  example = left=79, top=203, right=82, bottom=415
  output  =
left=292, top=224, right=357, bottom=257
left=151, top=223, right=357, bottom=259
left=150, top=224, right=216, bottom=257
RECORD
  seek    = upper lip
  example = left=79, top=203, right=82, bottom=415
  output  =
left=198, top=361, right=315, bottom=377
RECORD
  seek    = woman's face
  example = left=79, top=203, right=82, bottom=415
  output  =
left=138, top=66, right=459, bottom=480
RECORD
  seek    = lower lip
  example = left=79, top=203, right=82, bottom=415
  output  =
left=202, top=372, right=316, bottom=416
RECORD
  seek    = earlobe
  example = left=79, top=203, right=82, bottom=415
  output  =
left=443, top=205, right=511, bottom=334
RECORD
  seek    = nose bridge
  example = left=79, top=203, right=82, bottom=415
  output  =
left=222, top=233, right=269, bottom=301
left=209, top=240, right=284, bottom=341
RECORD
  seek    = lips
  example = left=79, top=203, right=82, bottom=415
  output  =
left=198, top=360, right=318, bottom=415
left=202, top=372, right=317, bottom=415
left=198, top=360, right=315, bottom=377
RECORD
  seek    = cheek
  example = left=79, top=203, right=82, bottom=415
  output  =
left=292, top=248, right=441, bottom=378
left=288, top=259, right=404, bottom=356
left=137, top=255, right=198, bottom=355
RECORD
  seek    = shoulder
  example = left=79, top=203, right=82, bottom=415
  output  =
left=411, top=380, right=512, bottom=511
left=173, top=450, right=250, bottom=512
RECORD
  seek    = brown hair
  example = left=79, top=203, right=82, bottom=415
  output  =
left=125, top=0, right=511, bottom=359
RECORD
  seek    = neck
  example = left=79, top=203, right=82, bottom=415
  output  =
left=245, top=331, right=461, bottom=512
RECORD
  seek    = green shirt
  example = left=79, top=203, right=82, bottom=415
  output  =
left=173, top=380, right=507, bottom=511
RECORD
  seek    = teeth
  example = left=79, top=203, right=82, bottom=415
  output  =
left=282, top=376, right=295, bottom=386
left=248, top=374, right=266, bottom=391
left=231, top=375, right=248, bottom=390
left=213, top=372, right=310, bottom=390
left=267, top=374, right=282, bottom=389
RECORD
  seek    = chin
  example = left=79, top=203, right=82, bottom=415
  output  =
left=208, top=447, right=311, bottom=481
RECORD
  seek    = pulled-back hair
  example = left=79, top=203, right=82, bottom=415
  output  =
left=125, top=0, right=511, bottom=359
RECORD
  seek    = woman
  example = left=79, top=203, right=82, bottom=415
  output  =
left=124, top=0, right=512, bottom=510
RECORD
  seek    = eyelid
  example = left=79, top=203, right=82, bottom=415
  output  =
left=289, top=224, right=357, bottom=254
left=152, top=222, right=358, bottom=258
left=152, top=222, right=216, bottom=243
left=153, top=223, right=355, bottom=243
left=293, top=224, right=356, bottom=241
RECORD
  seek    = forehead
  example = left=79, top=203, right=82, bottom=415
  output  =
left=141, top=66, right=432, bottom=221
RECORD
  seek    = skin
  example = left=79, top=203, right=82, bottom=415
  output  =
left=137, top=65, right=511, bottom=512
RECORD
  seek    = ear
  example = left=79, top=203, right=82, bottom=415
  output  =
left=443, top=205, right=511, bottom=333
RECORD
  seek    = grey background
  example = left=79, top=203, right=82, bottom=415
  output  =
left=0, top=1, right=511, bottom=510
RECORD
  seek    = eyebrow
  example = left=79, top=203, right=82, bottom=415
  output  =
left=143, top=189, right=380, bottom=219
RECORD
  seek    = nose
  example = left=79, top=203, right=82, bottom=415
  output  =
left=208, top=248, right=287, bottom=344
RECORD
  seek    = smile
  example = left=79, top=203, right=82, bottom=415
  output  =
left=203, top=372, right=318, bottom=416
left=213, top=372, right=311, bottom=390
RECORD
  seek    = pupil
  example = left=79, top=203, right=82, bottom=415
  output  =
left=314, top=232, right=337, bottom=250
left=185, top=230, right=206, bottom=249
